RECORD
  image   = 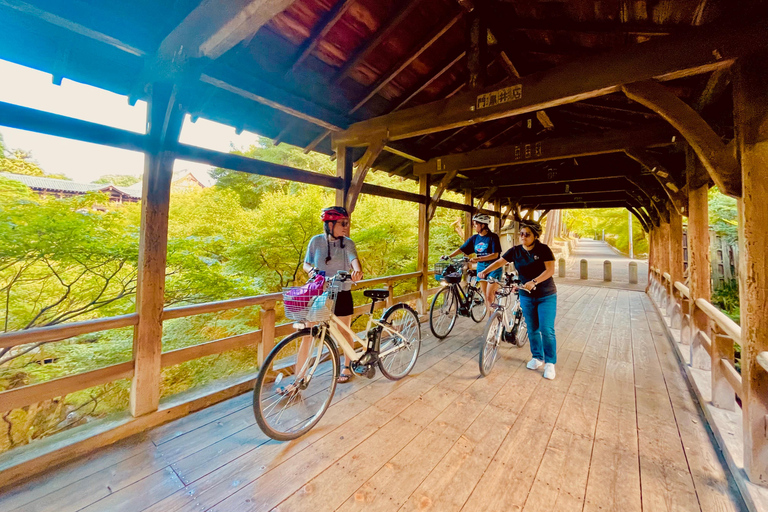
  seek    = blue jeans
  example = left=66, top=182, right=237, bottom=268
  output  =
left=519, top=293, right=558, bottom=364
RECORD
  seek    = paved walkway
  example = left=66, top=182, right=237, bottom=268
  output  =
left=0, top=285, right=744, bottom=512
left=563, top=239, right=648, bottom=288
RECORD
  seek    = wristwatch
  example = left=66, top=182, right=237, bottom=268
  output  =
left=532, top=278, right=537, bottom=285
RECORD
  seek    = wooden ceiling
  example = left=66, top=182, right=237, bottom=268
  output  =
left=1, top=0, right=765, bottom=221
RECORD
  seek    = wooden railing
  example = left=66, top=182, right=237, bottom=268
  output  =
left=0, top=270, right=439, bottom=426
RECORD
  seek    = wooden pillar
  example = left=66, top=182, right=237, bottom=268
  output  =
left=467, top=12, right=487, bottom=90
left=668, top=208, right=684, bottom=285
left=335, top=145, right=352, bottom=207
left=734, top=52, right=768, bottom=485
left=464, top=189, right=472, bottom=240
left=658, top=221, right=671, bottom=305
left=131, top=83, right=184, bottom=417
left=493, top=198, right=501, bottom=236
left=258, top=300, right=276, bottom=366
left=417, top=175, right=430, bottom=315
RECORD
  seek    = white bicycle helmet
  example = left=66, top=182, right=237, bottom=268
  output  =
left=472, top=213, right=492, bottom=225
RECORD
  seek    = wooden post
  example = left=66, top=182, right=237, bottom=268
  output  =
left=734, top=51, right=768, bottom=485
left=464, top=189, right=472, bottom=240
left=258, top=300, right=277, bottom=366
left=417, top=175, right=430, bottom=315
left=667, top=208, right=684, bottom=317
left=712, top=332, right=736, bottom=411
left=131, top=83, right=184, bottom=417
left=385, top=279, right=394, bottom=308
left=335, top=144, right=352, bottom=207
left=493, top=198, right=501, bottom=236
left=687, top=159, right=711, bottom=355
left=659, top=221, right=671, bottom=305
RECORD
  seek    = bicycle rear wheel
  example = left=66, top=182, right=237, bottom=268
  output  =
left=253, top=328, right=339, bottom=441
left=470, top=290, right=487, bottom=323
left=378, top=304, right=421, bottom=380
left=429, top=286, right=457, bottom=339
left=479, top=312, right=503, bottom=376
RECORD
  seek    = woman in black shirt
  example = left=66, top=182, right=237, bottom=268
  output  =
left=479, top=220, right=558, bottom=380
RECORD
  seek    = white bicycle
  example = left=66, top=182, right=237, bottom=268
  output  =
left=479, top=272, right=529, bottom=376
left=253, top=271, right=421, bottom=440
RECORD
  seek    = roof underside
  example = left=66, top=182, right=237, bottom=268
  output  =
left=0, top=0, right=763, bottom=216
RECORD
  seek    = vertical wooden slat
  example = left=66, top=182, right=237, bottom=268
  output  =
left=335, top=145, right=352, bottom=207
left=464, top=189, right=472, bottom=240
left=734, top=51, right=768, bottom=485
left=713, top=332, right=737, bottom=411
left=258, top=300, right=276, bottom=366
left=385, top=279, right=394, bottom=308
left=131, top=83, right=184, bottom=417
left=417, top=175, right=430, bottom=314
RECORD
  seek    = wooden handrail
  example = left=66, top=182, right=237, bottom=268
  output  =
left=695, top=298, right=742, bottom=344
left=674, top=281, right=690, bottom=298
left=0, top=361, right=134, bottom=412
left=757, top=352, right=768, bottom=374
left=0, top=314, right=139, bottom=350
left=163, top=293, right=283, bottom=320
left=662, top=272, right=671, bottom=282
left=720, top=358, right=743, bottom=397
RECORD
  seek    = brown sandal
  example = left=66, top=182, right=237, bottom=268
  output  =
left=337, top=366, right=353, bottom=384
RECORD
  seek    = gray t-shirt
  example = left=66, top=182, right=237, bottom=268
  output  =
left=304, top=234, right=359, bottom=291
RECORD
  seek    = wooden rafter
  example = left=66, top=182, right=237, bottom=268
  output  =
left=624, top=148, right=689, bottom=215
left=333, top=21, right=768, bottom=146
left=622, top=80, right=741, bottom=197
left=288, top=0, right=356, bottom=74
left=392, top=50, right=466, bottom=112
left=333, top=0, right=425, bottom=85
left=304, top=11, right=463, bottom=152
left=159, top=0, right=295, bottom=61
left=414, top=123, right=675, bottom=175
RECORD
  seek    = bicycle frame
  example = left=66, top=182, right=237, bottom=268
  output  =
left=448, top=278, right=480, bottom=312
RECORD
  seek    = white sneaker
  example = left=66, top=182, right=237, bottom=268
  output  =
left=543, top=363, right=556, bottom=380
left=526, top=358, right=544, bottom=370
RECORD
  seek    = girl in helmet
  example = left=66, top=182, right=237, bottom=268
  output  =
left=479, top=220, right=558, bottom=380
left=442, top=213, right=502, bottom=311
left=302, top=206, right=363, bottom=383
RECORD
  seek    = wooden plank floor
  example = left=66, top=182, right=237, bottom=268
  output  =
left=0, top=285, right=747, bottom=512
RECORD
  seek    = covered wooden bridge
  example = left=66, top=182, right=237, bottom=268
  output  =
left=1, top=0, right=767, bottom=510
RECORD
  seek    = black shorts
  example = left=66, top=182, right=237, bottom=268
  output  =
left=334, top=290, right=354, bottom=317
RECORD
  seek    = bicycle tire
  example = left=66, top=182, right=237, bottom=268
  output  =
left=469, top=289, right=487, bottom=323
left=378, top=303, right=422, bottom=380
left=253, top=328, right=339, bottom=441
left=479, top=312, right=503, bottom=376
left=429, top=286, right=457, bottom=339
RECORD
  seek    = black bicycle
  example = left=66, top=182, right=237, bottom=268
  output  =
left=429, top=257, right=487, bottom=339
left=479, top=272, right=529, bottom=376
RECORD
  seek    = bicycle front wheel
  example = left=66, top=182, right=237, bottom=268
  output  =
left=378, top=304, right=422, bottom=380
left=470, top=291, right=487, bottom=323
left=253, top=328, right=339, bottom=441
left=429, top=286, right=457, bottom=339
left=479, top=312, right=503, bottom=376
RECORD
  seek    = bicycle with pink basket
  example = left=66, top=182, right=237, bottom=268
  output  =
left=253, top=270, right=422, bottom=441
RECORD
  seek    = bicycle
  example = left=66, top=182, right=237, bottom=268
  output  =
left=479, top=272, right=529, bottom=376
left=429, top=257, right=487, bottom=339
left=253, top=271, right=422, bottom=441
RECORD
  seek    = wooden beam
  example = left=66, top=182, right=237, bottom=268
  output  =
left=289, top=0, right=356, bottom=74
left=414, top=123, right=675, bottom=175
left=734, top=51, right=768, bottom=485
left=392, top=50, right=466, bottom=112
left=345, top=138, right=387, bottom=213
left=427, top=170, right=459, bottom=221
left=475, top=187, right=498, bottom=211
left=131, top=83, right=184, bottom=417
left=622, top=80, right=740, bottom=197
left=467, top=12, right=487, bottom=90
left=335, top=145, right=352, bottom=206
left=333, top=20, right=768, bottom=146
left=158, top=0, right=294, bottom=61
left=333, top=0, right=425, bottom=84
left=200, top=71, right=349, bottom=133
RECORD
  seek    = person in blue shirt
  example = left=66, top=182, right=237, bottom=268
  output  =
left=442, top=213, right=502, bottom=310
left=479, top=220, right=558, bottom=380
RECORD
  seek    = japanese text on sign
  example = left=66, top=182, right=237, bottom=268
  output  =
left=475, top=84, right=522, bottom=110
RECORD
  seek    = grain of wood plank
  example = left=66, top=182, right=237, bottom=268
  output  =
left=523, top=427, right=594, bottom=511
left=77, top=467, right=184, bottom=512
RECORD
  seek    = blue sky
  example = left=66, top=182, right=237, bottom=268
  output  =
left=0, top=59, right=265, bottom=184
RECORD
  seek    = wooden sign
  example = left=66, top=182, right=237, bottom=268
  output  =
left=476, top=84, right=522, bottom=110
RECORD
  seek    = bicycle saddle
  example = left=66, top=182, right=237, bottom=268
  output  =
left=363, top=289, right=390, bottom=300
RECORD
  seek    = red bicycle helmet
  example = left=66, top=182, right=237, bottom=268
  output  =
left=321, top=206, right=349, bottom=222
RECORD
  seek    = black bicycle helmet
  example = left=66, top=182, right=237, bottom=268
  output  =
left=519, top=219, right=543, bottom=238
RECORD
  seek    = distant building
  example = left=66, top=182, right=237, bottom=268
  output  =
left=1, top=170, right=206, bottom=202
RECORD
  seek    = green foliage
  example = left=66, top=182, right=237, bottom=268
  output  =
left=92, top=174, right=141, bottom=187
left=564, top=208, right=648, bottom=255
left=0, top=146, right=69, bottom=180
left=711, top=279, right=740, bottom=324
left=709, top=187, right=738, bottom=244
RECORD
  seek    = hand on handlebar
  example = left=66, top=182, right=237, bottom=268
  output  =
left=440, top=255, right=450, bottom=261
left=351, top=270, right=363, bottom=282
